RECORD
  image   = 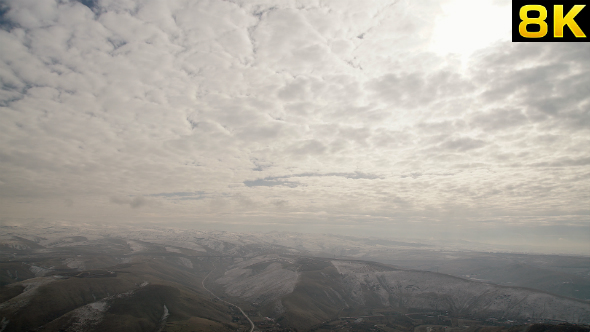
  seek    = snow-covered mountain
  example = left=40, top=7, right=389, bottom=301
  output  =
left=1, top=224, right=590, bottom=331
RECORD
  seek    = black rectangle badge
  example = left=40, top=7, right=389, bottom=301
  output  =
left=512, top=1, right=589, bottom=41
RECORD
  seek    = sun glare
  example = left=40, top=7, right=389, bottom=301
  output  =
left=430, top=0, right=512, bottom=58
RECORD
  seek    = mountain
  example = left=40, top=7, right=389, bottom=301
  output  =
left=1, top=225, right=589, bottom=331
left=210, top=255, right=590, bottom=330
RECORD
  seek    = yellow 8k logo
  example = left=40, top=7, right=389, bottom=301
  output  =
left=519, top=5, right=548, bottom=38
left=554, top=5, right=586, bottom=37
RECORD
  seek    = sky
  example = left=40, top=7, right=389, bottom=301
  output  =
left=0, top=0, right=588, bottom=255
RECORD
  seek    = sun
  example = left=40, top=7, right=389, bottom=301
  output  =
left=429, top=0, right=512, bottom=58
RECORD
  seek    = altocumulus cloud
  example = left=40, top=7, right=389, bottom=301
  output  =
left=0, top=0, right=588, bottom=253
left=110, top=196, right=147, bottom=209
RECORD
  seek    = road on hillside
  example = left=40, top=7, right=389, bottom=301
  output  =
left=202, top=265, right=256, bottom=332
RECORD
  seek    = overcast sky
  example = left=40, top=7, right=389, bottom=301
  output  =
left=0, top=0, right=588, bottom=254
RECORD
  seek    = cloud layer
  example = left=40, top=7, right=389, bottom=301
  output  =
left=0, top=0, right=588, bottom=253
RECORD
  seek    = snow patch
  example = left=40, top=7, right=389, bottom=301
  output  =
left=156, top=305, right=169, bottom=332
left=68, top=299, right=109, bottom=331
left=272, top=300, right=286, bottom=315
left=127, top=241, right=147, bottom=252
left=216, top=258, right=298, bottom=303
left=0, top=277, right=56, bottom=311
left=29, top=265, right=52, bottom=277
left=332, top=260, right=590, bottom=323
left=64, top=258, right=86, bottom=270
left=165, top=247, right=182, bottom=253
left=1, top=317, right=9, bottom=332
left=177, top=257, right=193, bottom=269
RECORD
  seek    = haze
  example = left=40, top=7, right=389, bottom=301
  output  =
left=0, top=0, right=588, bottom=255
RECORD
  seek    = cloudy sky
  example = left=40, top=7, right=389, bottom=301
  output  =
left=0, top=0, right=588, bottom=254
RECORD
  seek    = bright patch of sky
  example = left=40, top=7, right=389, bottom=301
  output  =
left=430, top=0, right=512, bottom=57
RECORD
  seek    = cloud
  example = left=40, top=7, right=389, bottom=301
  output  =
left=367, top=70, right=474, bottom=109
left=110, top=196, right=147, bottom=209
left=245, top=171, right=381, bottom=187
left=469, top=108, right=529, bottom=132
left=438, top=137, right=487, bottom=152
left=244, top=179, right=298, bottom=188
left=287, top=139, right=328, bottom=157
left=471, top=43, right=590, bottom=133
left=149, top=191, right=206, bottom=199
left=0, top=0, right=588, bottom=253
